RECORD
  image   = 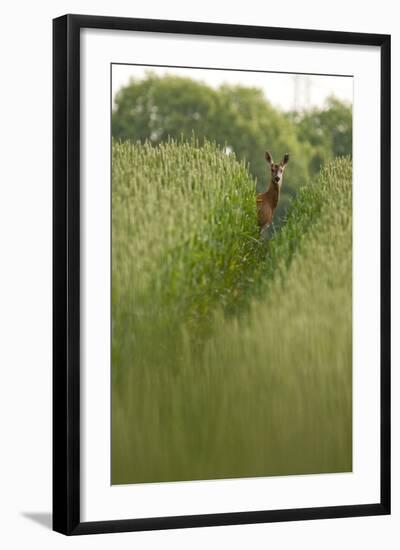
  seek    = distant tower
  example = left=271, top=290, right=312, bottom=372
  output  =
left=292, top=75, right=312, bottom=111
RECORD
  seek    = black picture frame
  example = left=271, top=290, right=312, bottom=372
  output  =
left=53, top=14, right=391, bottom=536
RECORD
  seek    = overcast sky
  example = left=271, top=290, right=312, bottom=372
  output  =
left=112, top=64, right=353, bottom=113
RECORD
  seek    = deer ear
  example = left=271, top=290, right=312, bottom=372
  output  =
left=265, top=151, right=273, bottom=165
left=282, top=153, right=289, bottom=166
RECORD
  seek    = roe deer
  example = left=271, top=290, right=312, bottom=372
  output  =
left=256, top=151, right=289, bottom=235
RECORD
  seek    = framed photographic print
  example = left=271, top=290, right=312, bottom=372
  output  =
left=53, top=14, right=391, bottom=535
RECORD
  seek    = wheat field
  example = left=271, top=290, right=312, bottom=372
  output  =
left=111, top=140, right=352, bottom=484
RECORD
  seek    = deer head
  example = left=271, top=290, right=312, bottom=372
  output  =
left=265, top=151, right=289, bottom=186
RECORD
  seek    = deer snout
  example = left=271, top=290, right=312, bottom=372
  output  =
left=273, top=176, right=280, bottom=184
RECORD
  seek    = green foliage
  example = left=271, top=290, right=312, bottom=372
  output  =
left=112, top=141, right=352, bottom=484
left=216, top=85, right=311, bottom=203
left=112, top=139, right=259, bottom=377
left=113, top=73, right=221, bottom=144
left=289, top=96, right=352, bottom=174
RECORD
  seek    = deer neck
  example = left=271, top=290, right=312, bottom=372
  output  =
left=266, top=179, right=281, bottom=208
left=267, top=179, right=281, bottom=195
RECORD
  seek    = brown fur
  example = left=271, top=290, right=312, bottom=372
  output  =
left=256, top=152, right=289, bottom=231
left=256, top=183, right=280, bottom=228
